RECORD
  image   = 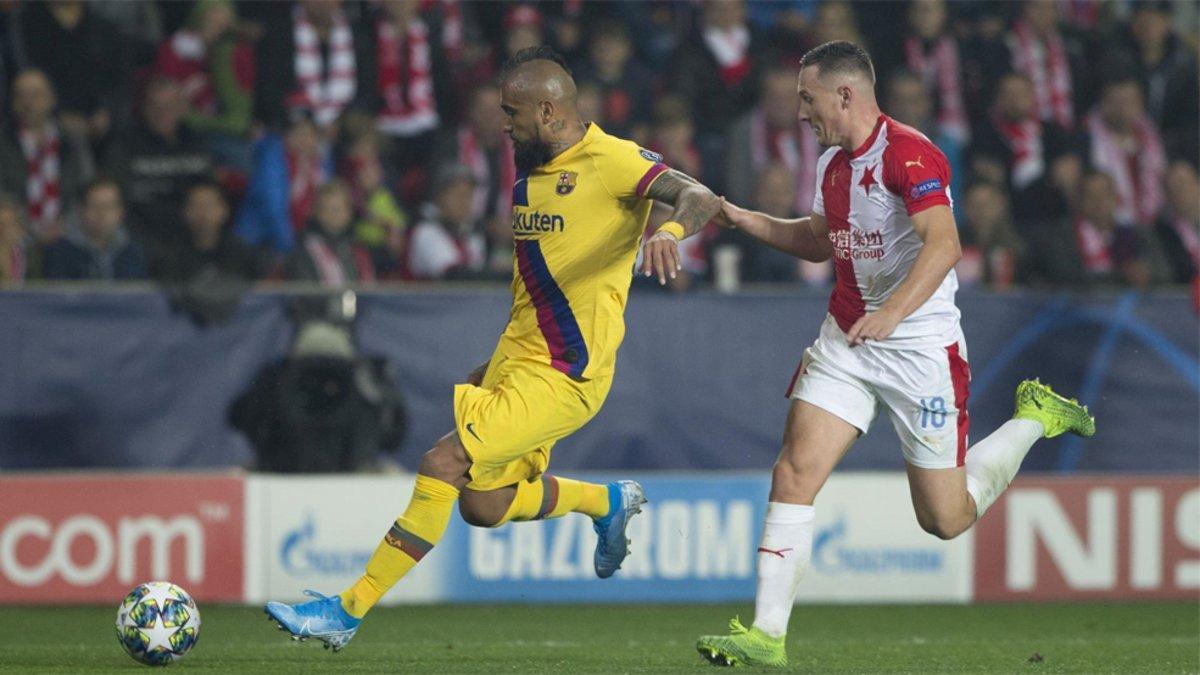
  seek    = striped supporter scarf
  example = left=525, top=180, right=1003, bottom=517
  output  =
left=374, top=16, right=439, bottom=136
left=305, top=232, right=376, bottom=285
left=1086, top=110, right=1165, bottom=227
left=991, top=113, right=1045, bottom=190
left=286, top=150, right=325, bottom=236
left=904, top=35, right=969, bottom=144
left=702, top=25, right=751, bottom=88
left=1010, top=20, right=1074, bottom=129
left=290, top=5, right=356, bottom=127
left=18, top=123, right=60, bottom=238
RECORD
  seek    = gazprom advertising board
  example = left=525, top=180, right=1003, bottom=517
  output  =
left=431, top=473, right=970, bottom=603
left=245, top=476, right=447, bottom=604
left=239, top=473, right=971, bottom=604
left=437, top=475, right=770, bottom=602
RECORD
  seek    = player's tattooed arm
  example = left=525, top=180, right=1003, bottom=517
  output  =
left=644, top=169, right=721, bottom=237
left=639, top=169, right=720, bottom=284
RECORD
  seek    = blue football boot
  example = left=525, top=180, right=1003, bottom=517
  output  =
left=265, top=590, right=360, bottom=652
left=593, top=480, right=647, bottom=578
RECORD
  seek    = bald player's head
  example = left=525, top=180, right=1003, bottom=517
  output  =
left=500, top=46, right=584, bottom=172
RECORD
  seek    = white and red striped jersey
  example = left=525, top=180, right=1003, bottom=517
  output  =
left=813, top=114, right=961, bottom=349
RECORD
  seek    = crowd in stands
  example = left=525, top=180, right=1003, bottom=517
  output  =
left=0, top=0, right=1196, bottom=292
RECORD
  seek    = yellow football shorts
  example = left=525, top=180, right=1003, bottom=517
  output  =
left=453, top=352, right=612, bottom=491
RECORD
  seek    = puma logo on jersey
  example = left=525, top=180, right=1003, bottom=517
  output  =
left=905, top=156, right=924, bottom=168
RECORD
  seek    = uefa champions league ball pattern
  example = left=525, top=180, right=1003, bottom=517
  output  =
left=115, top=582, right=201, bottom=666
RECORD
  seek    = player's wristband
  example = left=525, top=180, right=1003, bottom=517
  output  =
left=656, top=221, right=686, bottom=241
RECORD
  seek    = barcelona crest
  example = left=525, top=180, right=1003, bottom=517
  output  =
left=556, top=171, right=578, bottom=196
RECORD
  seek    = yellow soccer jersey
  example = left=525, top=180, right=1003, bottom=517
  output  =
left=497, top=123, right=668, bottom=380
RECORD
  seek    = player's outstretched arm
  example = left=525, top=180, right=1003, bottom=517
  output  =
left=845, top=205, right=962, bottom=346
left=715, top=198, right=832, bottom=262
left=640, top=169, right=721, bottom=284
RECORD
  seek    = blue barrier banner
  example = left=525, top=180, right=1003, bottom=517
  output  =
left=436, top=475, right=769, bottom=602
left=1, top=288, right=1196, bottom=472
left=425, top=473, right=972, bottom=603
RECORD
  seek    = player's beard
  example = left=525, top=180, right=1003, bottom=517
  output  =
left=513, top=135, right=553, bottom=173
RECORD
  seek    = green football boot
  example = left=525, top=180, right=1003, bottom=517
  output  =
left=1014, top=379, right=1096, bottom=438
left=696, top=617, right=787, bottom=668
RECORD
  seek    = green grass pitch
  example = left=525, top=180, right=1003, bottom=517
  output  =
left=0, top=602, right=1195, bottom=673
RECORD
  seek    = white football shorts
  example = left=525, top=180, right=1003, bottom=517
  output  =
left=787, top=314, right=972, bottom=469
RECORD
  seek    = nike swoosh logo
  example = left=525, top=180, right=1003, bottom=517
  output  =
left=465, top=423, right=482, bottom=442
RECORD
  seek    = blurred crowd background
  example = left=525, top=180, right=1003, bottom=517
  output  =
left=0, top=0, right=1196, bottom=293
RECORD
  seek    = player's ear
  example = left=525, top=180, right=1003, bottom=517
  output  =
left=838, top=85, right=852, bottom=109
left=538, top=100, right=554, bottom=125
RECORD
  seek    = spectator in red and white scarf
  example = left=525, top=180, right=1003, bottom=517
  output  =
left=438, top=84, right=514, bottom=275
left=1084, top=76, right=1166, bottom=228
left=0, top=69, right=93, bottom=244
left=1076, top=170, right=1168, bottom=286
left=1154, top=161, right=1200, bottom=285
left=1033, top=170, right=1166, bottom=287
left=726, top=67, right=820, bottom=221
left=900, top=0, right=969, bottom=144
left=285, top=179, right=375, bottom=286
left=254, top=0, right=365, bottom=136
left=670, top=0, right=764, bottom=191
left=406, top=165, right=486, bottom=280
left=360, top=0, right=452, bottom=201
left=956, top=181, right=1027, bottom=290
left=0, top=194, right=32, bottom=284
left=1007, top=0, right=1084, bottom=130
left=153, top=0, right=255, bottom=170
left=968, top=71, right=1081, bottom=226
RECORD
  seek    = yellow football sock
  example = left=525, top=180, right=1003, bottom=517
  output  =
left=340, top=474, right=459, bottom=618
left=497, top=474, right=611, bottom=525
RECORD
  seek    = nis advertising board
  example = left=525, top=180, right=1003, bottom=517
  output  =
left=0, top=475, right=244, bottom=603
left=973, top=476, right=1199, bottom=601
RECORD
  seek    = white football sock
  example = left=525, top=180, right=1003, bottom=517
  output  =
left=965, top=419, right=1044, bottom=519
left=751, top=502, right=815, bottom=639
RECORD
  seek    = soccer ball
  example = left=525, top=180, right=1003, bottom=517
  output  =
left=115, top=582, right=201, bottom=666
